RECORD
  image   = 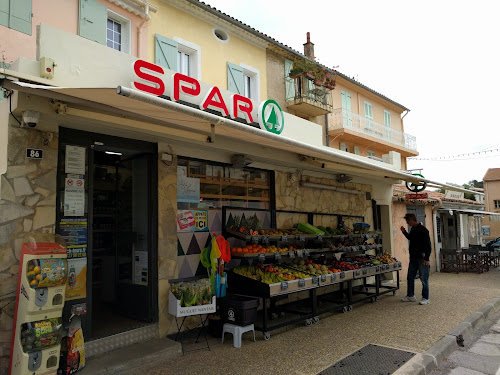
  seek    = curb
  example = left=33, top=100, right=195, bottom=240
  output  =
left=393, top=295, right=500, bottom=375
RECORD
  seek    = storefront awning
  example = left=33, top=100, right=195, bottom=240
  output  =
left=439, top=208, right=500, bottom=216
left=2, top=79, right=479, bottom=195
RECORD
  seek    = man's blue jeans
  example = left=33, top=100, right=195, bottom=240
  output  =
left=407, top=258, right=429, bottom=300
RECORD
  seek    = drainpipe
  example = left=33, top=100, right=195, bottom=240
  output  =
left=325, top=114, right=329, bottom=146
left=428, top=196, right=443, bottom=271
left=134, top=2, right=152, bottom=59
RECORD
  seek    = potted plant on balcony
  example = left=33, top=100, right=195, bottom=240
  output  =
left=289, top=58, right=316, bottom=79
left=313, top=66, right=328, bottom=87
left=324, top=72, right=336, bottom=90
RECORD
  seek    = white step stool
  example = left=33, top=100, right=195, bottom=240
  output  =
left=221, top=323, right=256, bottom=348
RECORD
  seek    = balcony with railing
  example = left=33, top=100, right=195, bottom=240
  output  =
left=285, top=75, right=333, bottom=117
left=328, top=108, right=418, bottom=155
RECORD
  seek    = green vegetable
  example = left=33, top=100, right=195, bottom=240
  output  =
left=297, top=222, right=325, bottom=235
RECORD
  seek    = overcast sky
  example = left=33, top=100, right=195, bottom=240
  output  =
left=203, top=0, right=500, bottom=186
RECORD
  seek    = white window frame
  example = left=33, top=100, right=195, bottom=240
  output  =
left=367, top=150, right=375, bottom=157
left=173, top=37, right=201, bottom=80
left=177, top=51, right=190, bottom=76
left=494, top=200, right=500, bottom=209
left=354, top=146, right=360, bottom=155
left=240, top=63, right=260, bottom=102
left=339, top=142, right=349, bottom=152
left=106, top=10, right=131, bottom=54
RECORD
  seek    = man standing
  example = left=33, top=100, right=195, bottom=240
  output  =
left=400, top=213, right=432, bottom=305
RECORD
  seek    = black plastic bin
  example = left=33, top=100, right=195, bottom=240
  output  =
left=221, top=294, right=259, bottom=326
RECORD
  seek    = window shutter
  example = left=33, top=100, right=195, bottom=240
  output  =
left=284, top=59, right=295, bottom=100
left=0, top=0, right=9, bottom=29
left=155, top=34, right=178, bottom=71
left=384, top=110, right=391, bottom=126
left=227, top=62, right=244, bottom=94
left=0, top=0, right=31, bottom=35
left=341, top=91, right=352, bottom=128
left=79, top=0, right=106, bottom=45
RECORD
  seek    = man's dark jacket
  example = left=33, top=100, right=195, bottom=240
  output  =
left=403, top=223, right=432, bottom=261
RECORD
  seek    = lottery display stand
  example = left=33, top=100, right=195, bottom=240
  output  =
left=9, top=235, right=68, bottom=375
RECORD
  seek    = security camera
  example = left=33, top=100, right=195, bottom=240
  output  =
left=22, top=110, right=40, bottom=128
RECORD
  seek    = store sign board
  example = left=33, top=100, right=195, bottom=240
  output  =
left=132, top=59, right=284, bottom=134
left=406, top=193, right=428, bottom=200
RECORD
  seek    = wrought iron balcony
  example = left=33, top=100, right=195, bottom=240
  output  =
left=285, top=75, right=333, bottom=117
left=328, top=108, right=417, bottom=152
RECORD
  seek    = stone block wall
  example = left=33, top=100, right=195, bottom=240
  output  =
left=275, top=171, right=374, bottom=228
left=0, top=126, right=58, bottom=373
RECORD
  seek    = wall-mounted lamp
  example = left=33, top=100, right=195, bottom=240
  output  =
left=300, top=181, right=362, bottom=195
left=449, top=209, right=453, bottom=215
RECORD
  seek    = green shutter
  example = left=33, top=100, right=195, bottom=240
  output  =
left=284, top=59, right=295, bottom=100
left=155, top=34, right=178, bottom=71
left=227, top=62, right=243, bottom=94
left=0, top=0, right=10, bottom=29
left=384, top=110, right=391, bottom=126
left=341, top=91, right=352, bottom=128
left=0, top=0, right=32, bottom=35
left=10, top=0, right=31, bottom=35
left=78, top=0, right=106, bottom=45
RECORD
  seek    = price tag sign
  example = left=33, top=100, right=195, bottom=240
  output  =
left=296, top=250, right=303, bottom=257
left=299, top=234, right=306, bottom=241
left=262, top=235, right=269, bottom=244
left=289, top=251, right=295, bottom=258
left=281, top=235, right=288, bottom=242
left=320, top=275, right=326, bottom=282
left=298, top=279, right=305, bottom=287
left=331, top=274, right=337, bottom=282
left=275, top=253, right=281, bottom=261
left=304, top=249, right=310, bottom=257
left=355, top=270, right=361, bottom=276
left=312, top=276, right=319, bottom=284
left=340, top=272, right=345, bottom=279
left=281, top=282, right=288, bottom=291
left=317, top=235, right=323, bottom=241
left=375, top=266, right=380, bottom=272
left=362, top=268, right=368, bottom=275
left=259, top=253, right=266, bottom=262
left=251, top=236, right=259, bottom=244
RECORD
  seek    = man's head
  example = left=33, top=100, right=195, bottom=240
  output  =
left=404, top=213, right=418, bottom=226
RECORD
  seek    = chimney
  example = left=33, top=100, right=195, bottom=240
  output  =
left=303, top=32, right=315, bottom=59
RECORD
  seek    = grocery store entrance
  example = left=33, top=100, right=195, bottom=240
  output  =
left=57, top=128, right=158, bottom=340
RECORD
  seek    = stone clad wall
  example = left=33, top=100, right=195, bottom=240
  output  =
left=157, top=144, right=179, bottom=336
left=0, top=126, right=58, bottom=372
left=275, top=171, right=374, bottom=228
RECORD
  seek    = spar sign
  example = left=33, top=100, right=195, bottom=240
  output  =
left=132, top=59, right=284, bottom=134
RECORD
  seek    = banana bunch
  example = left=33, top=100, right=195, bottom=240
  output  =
left=376, top=253, right=398, bottom=264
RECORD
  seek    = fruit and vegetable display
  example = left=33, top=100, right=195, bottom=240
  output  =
left=233, top=265, right=312, bottom=284
left=26, top=258, right=67, bottom=288
left=288, top=258, right=341, bottom=275
left=232, top=244, right=300, bottom=254
left=20, top=318, right=63, bottom=353
left=170, top=279, right=214, bottom=307
left=375, top=253, right=399, bottom=264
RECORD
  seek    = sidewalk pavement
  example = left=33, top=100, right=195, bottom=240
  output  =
left=83, top=269, right=500, bottom=375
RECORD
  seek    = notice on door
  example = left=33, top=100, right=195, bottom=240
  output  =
left=59, top=218, right=87, bottom=258
left=65, top=145, right=86, bottom=174
left=134, top=251, right=148, bottom=286
left=64, top=177, right=85, bottom=216
left=65, top=257, right=87, bottom=301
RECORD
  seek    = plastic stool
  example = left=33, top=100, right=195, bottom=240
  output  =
left=221, top=323, right=256, bottom=348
